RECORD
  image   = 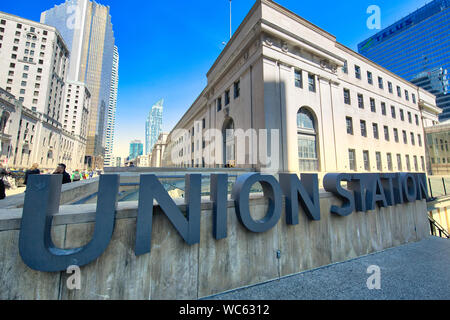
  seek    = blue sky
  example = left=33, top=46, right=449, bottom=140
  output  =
left=0, top=0, right=430, bottom=159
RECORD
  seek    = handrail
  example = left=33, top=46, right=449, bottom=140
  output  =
left=428, top=215, right=450, bottom=239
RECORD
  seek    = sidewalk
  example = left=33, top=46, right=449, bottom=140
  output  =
left=206, top=237, right=450, bottom=300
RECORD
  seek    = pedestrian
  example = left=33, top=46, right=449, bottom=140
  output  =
left=0, top=164, right=7, bottom=200
left=53, top=164, right=71, bottom=184
left=24, top=163, right=40, bottom=186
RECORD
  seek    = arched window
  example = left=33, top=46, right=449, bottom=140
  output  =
left=297, top=108, right=319, bottom=172
left=223, top=118, right=235, bottom=167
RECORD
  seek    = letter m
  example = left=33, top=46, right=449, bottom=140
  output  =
left=135, top=174, right=201, bottom=256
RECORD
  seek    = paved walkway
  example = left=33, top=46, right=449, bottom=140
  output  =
left=207, top=237, right=450, bottom=300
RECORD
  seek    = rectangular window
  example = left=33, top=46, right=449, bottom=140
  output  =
left=308, top=74, right=316, bottom=92
left=355, top=65, right=361, bottom=79
left=411, top=133, right=415, bottom=146
left=394, top=128, right=399, bottom=143
left=406, top=155, right=411, bottom=171
left=234, top=80, right=240, bottom=98
left=217, top=97, right=222, bottom=112
left=387, top=153, right=393, bottom=171
left=384, top=126, right=390, bottom=141
left=349, top=149, right=356, bottom=171
left=414, top=156, right=418, bottom=172
left=397, top=86, right=402, bottom=97
left=407, top=112, right=412, bottom=123
left=376, top=152, right=382, bottom=171
left=342, top=61, right=348, bottom=74
left=346, top=117, right=353, bottom=135
left=363, top=151, right=370, bottom=171
left=381, top=102, right=386, bottom=115
left=360, top=120, right=367, bottom=137
left=421, top=156, right=425, bottom=172
left=405, top=90, right=409, bottom=101
left=400, top=109, right=404, bottom=121
left=344, top=89, right=351, bottom=105
left=358, top=94, right=364, bottom=109
left=378, top=77, right=384, bottom=89
left=294, top=69, right=303, bottom=88
left=412, top=93, right=416, bottom=104
left=225, top=90, right=230, bottom=106
left=370, top=98, right=376, bottom=112
left=373, top=123, right=379, bottom=139
left=418, top=134, right=422, bottom=147
left=388, top=82, right=393, bottom=94
left=391, top=106, right=396, bottom=119
left=367, top=71, right=373, bottom=85
left=403, top=131, right=407, bottom=144
left=397, top=154, right=402, bottom=171
left=415, top=114, right=419, bottom=126
left=202, top=118, right=206, bottom=129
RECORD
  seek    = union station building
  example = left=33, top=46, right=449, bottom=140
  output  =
left=162, top=0, right=441, bottom=174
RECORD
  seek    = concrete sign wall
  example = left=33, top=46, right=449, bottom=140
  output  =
left=0, top=174, right=429, bottom=300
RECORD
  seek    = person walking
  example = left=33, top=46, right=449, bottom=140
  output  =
left=24, top=163, right=40, bottom=186
left=53, top=164, right=71, bottom=184
left=0, top=164, right=8, bottom=200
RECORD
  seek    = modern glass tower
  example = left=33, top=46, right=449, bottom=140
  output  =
left=41, top=0, right=116, bottom=167
left=129, top=140, right=143, bottom=161
left=145, top=99, right=164, bottom=154
left=358, top=0, right=450, bottom=120
left=104, top=45, right=119, bottom=167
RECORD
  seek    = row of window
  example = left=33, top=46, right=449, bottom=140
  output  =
left=348, top=149, right=424, bottom=172
left=294, top=69, right=316, bottom=92
left=343, top=89, right=420, bottom=125
left=343, top=61, right=417, bottom=104
left=346, top=116, right=422, bottom=146
left=217, top=80, right=240, bottom=112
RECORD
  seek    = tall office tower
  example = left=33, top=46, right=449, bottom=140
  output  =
left=104, top=45, right=119, bottom=167
left=145, top=99, right=163, bottom=154
left=358, top=0, right=450, bottom=121
left=129, top=140, right=143, bottom=161
left=41, top=0, right=115, bottom=168
left=0, top=12, right=69, bottom=124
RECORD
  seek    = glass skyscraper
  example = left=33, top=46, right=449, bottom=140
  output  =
left=41, top=0, right=116, bottom=167
left=145, top=99, right=164, bottom=154
left=104, top=45, right=119, bottom=167
left=358, top=0, right=450, bottom=120
left=129, top=140, right=143, bottom=161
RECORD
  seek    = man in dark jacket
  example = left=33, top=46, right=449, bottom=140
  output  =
left=53, top=163, right=71, bottom=184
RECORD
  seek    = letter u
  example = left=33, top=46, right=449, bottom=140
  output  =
left=19, top=174, right=119, bottom=272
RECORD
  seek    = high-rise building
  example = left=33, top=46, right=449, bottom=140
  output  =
left=0, top=12, right=87, bottom=170
left=104, top=45, right=119, bottom=167
left=358, top=0, right=450, bottom=121
left=145, top=99, right=163, bottom=154
left=41, top=0, right=116, bottom=168
left=129, top=140, right=143, bottom=161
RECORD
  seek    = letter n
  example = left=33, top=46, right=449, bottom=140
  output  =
left=279, top=174, right=320, bottom=223
left=135, top=174, right=201, bottom=256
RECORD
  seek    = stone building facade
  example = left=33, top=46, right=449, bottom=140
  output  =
left=162, top=0, right=441, bottom=175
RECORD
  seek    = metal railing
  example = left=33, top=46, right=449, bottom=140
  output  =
left=429, top=215, right=450, bottom=239
left=428, top=177, right=450, bottom=198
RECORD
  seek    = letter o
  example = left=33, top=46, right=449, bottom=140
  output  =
left=232, top=173, right=282, bottom=233
left=402, top=173, right=417, bottom=203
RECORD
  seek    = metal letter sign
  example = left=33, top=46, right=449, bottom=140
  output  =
left=18, top=172, right=429, bottom=272
left=19, top=174, right=119, bottom=272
